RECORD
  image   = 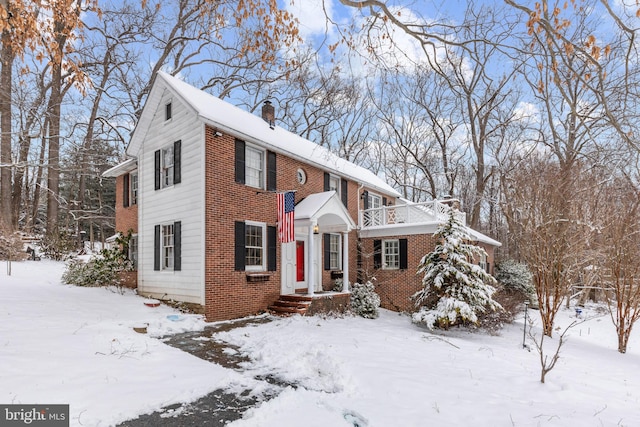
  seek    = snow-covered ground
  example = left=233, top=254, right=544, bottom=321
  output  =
left=1, top=260, right=640, bottom=426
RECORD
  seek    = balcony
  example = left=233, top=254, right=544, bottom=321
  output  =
left=360, top=200, right=466, bottom=229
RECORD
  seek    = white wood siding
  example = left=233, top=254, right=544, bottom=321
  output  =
left=136, top=88, right=204, bottom=304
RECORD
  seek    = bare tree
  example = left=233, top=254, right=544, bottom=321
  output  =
left=599, top=174, right=640, bottom=353
left=1, top=0, right=41, bottom=231
left=504, top=0, right=640, bottom=152
left=502, top=155, right=599, bottom=337
left=370, top=67, right=464, bottom=202
left=528, top=316, right=578, bottom=383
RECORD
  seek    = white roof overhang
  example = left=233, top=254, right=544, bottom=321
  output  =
left=294, top=191, right=356, bottom=233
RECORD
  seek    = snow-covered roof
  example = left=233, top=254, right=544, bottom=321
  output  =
left=294, top=191, right=356, bottom=231
left=102, top=158, right=137, bottom=178
left=465, top=228, right=502, bottom=247
left=129, top=71, right=400, bottom=198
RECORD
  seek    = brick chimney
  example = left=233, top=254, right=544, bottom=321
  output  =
left=262, top=100, right=275, bottom=129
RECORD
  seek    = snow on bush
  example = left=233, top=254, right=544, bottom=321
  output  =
left=62, top=233, right=133, bottom=288
left=412, top=209, right=502, bottom=330
left=350, top=281, right=381, bottom=319
left=495, top=259, right=535, bottom=299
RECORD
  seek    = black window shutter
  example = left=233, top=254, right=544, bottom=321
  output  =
left=382, top=197, right=387, bottom=206
left=341, top=180, right=348, bottom=208
left=174, top=221, right=181, bottom=271
left=173, top=140, right=181, bottom=184
left=123, top=174, right=130, bottom=208
left=267, top=226, right=277, bottom=271
left=154, top=150, right=161, bottom=190
left=234, top=221, right=246, bottom=271
left=323, top=234, right=331, bottom=270
left=267, top=151, right=276, bottom=191
left=399, top=239, right=408, bottom=270
left=154, top=225, right=160, bottom=270
left=235, top=139, right=246, bottom=184
left=363, top=190, right=369, bottom=210
left=324, top=172, right=330, bottom=191
left=373, top=240, right=382, bottom=269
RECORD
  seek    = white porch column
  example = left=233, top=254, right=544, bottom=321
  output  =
left=342, top=231, right=349, bottom=292
left=307, top=223, right=315, bottom=295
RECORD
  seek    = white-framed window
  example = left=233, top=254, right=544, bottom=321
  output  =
left=368, top=192, right=382, bottom=226
left=165, top=102, right=172, bottom=121
left=245, top=145, right=264, bottom=189
left=479, top=252, right=488, bottom=272
left=128, top=234, right=138, bottom=270
left=162, top=224, right=174, bottom=270
left=383, top=239, right=400, bottom=270
left=161, top=145, right=174, bottom=188
left=329, top=233, right=341, bottom=270
left=245, top=221, right=266, bottom=271
left=130, top=171, right=138, bottom=205
left=329, top=175, right=340, bottom=195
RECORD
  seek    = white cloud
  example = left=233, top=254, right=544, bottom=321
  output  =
left=287, top=0, right=336, bottom=41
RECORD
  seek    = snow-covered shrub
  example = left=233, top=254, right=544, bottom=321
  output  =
left=62, top=233, right=133, bottom=288
left=495, top=260, right=535, bottom=299
left=62, top=258, right=114, bottom=287
left=350, top=281, right=380, bottom=319
left=412, top=210, right=502, bottom=330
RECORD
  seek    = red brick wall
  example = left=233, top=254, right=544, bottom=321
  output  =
left=113, top=174, right=138, bottom=287
left=360, top=234, right=498, bottom=313
left=359, top=233, right=436, bottom=312
left=203, top=125, right=396, bottom=321
left=114, top=174, right=138, bottom=235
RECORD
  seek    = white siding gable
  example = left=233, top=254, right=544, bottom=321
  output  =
left=136, top=87, right=205, bottom=304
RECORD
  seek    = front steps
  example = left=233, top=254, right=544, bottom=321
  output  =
left=268, top=294, right=312, bottom=316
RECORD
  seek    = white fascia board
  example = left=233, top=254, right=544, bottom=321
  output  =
left=358, top=223, right=440, bottom=239
left=102, top=158, right=137, bottom=177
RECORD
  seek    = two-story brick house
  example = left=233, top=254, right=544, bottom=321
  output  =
left=103, top=71, right=500, bottom=321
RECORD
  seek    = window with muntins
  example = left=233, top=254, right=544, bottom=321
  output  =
left=245, top=146, right=264, bottom=189
left=329, top=234, right=341, bottom=270
left=162, top=224, right=174, bottom=270
left=368, top=192, right=382, bottom=226
left=383, top=239, right=400, bottom=270
left=129, top=234, right=138, bottom=270
left=162, top=145, right=174, bottom=188
left=329, top=175, right=340, bottom=194
left=479, top=252, right=488, bottom=272
left=245, top=222, right=265, bottom=271
left=130, top=172, right=138, bottom=205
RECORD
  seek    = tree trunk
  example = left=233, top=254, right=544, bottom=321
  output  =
left=46, top=63, right=62, bottom=236
left=32, top=122, right=49, bottom=232
left=0, top=28, right=13, bottom=230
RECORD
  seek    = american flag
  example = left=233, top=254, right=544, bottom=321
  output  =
left=277, top=191, right=295, bottom=243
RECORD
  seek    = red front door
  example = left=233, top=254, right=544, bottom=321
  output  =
left=296, top=240, right=305, bottom=282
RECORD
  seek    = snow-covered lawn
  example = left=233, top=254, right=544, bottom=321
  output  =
left=2, top=260, right=640, bottom=426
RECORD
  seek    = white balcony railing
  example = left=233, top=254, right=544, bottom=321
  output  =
left=360, top=200, right=466, bottom=229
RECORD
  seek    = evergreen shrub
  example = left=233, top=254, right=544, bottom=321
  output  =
left=350, top=281, right=381, bottom=319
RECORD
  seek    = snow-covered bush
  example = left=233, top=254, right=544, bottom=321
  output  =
left=62, top=233, right=133, bottom=288
left=62, top=258, right=115, bottom=287
left=495, top=260, right=535, bottom=299
left=350, top=281, right=381, bottom=319
left=412, top=210, right=502, bottom=330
